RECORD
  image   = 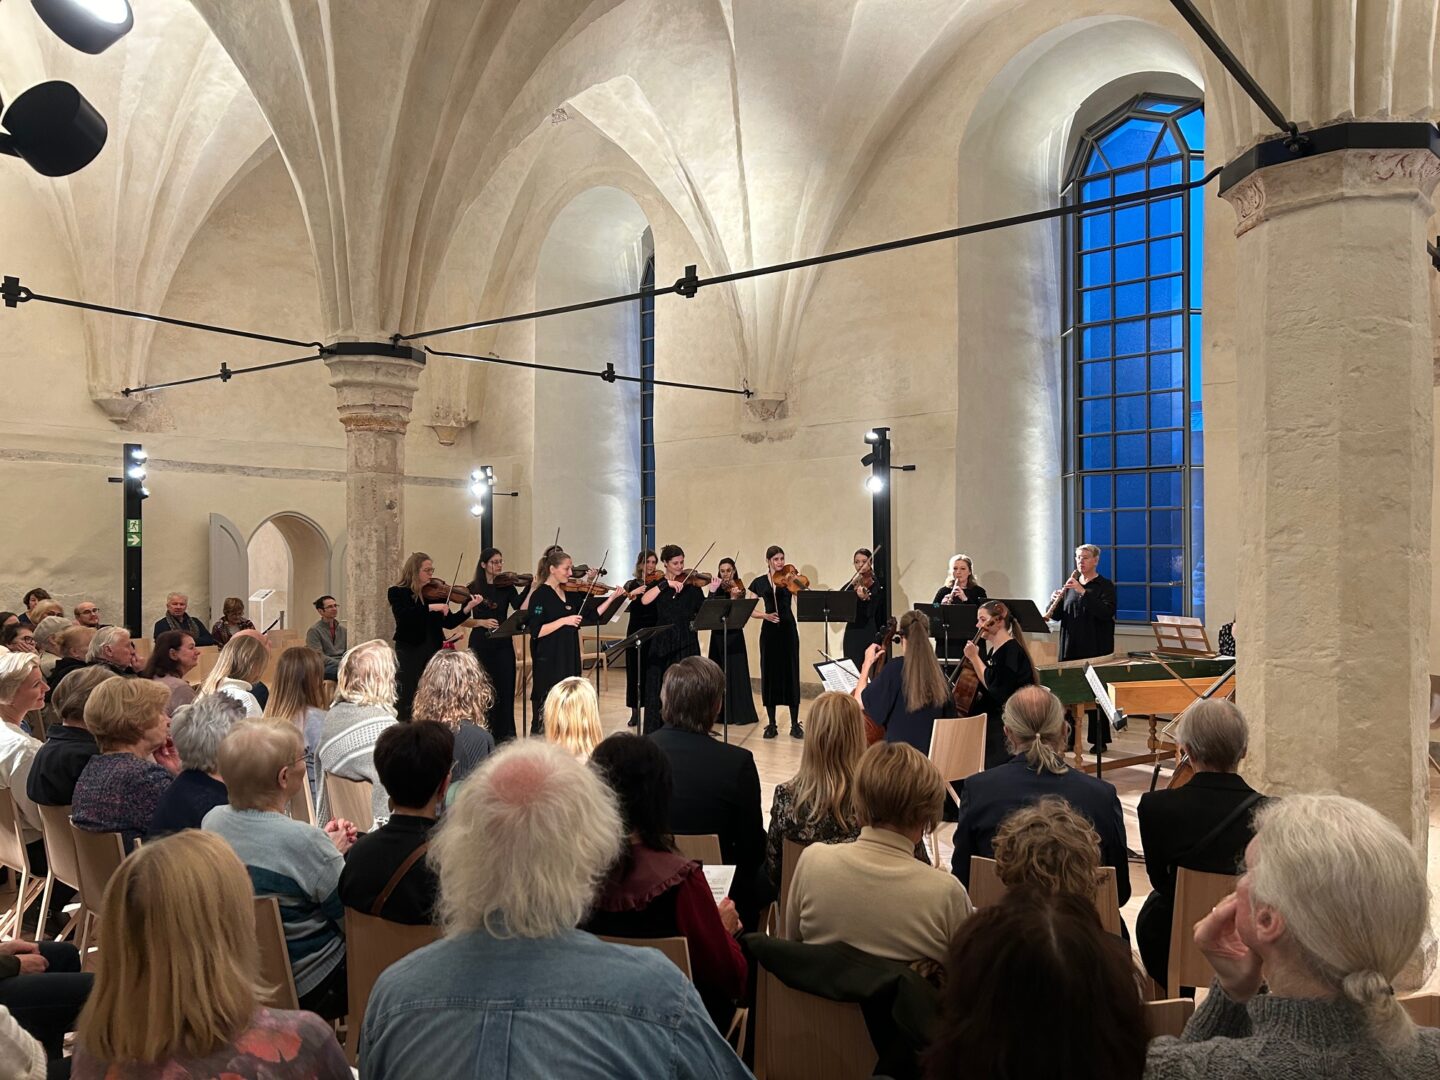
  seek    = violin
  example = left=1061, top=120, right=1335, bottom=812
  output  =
left=421, top=578, right=472, bottom=605
left=571, top=564, right=607, bottom=579
left=1166, top=752, right=1195, bottom=790
left=770, top=564, right=811, bottom=594
left=492, top=572, right=533, bottom=589
left=563, top=578, right=612, bottom=596
left=718, top=575, right=745, bottom=599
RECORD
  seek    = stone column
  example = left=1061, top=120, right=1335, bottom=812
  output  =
left=326, top=353, right=425, bottom=648
left=1223, top=147, right=1440, bottom=846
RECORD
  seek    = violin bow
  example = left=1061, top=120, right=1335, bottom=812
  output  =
left=574, top=547, right=610, bottom=624
left=447, top=552, right=465, bottom=610
left=679, top=540, right=717, bottom=590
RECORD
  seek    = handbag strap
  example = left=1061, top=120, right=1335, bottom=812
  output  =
left=1167, top=791, right=1263, bottom=876
left=371, top=840, right=430, bottom=917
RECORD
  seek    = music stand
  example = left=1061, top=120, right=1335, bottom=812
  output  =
left=580, top=594, right=625, bottom=694
left=994, top=599, right=1052, bottom=636
left=693, top=596, right=758, bottom=743
left=914, top=603, right=977, bottom=673
left=797, top=591, right=857, bottom=666
left=487, top=608, right=531, bottom=737
left=602, top=625, right=668, bottom=734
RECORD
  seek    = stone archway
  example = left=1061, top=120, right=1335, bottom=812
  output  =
left=246, top=512, right=332, bottom=631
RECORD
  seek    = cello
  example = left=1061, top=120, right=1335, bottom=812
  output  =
left=950, top=628, right=984, bottom=714
left=862, top=616, right=900, bottom=746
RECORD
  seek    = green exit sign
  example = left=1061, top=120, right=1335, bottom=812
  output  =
left=125, top=519, right=142, bottom=547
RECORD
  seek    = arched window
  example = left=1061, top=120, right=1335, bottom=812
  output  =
left=639, top=254, right=656, bottom=553
left=1062, top=95, right=1205, bottom=622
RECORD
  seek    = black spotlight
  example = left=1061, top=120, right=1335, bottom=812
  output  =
left=0, top=82, right=107, bottom=176
left=31, top=0, right=133, bottom=55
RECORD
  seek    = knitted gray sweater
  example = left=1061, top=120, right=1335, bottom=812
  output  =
left=1146, top=980, right=1440, bottom=1078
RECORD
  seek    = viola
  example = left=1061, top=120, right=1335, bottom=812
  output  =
left=421, top=578, right=472, bottom=605
left=492, top=572, right=533, bottom=589
left=1166, top=752, right=1195, bottom=790
left=770, top=564, right=811, bottom=594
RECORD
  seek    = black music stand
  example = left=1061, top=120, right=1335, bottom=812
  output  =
left=602, top=625, right=668, bottom=733
left=914, top=602, right=977, bottom=673
left=797, top=591, right=857, bottom=664
left=579, top=594, right=625, bottom=694
left=994, top=598, right=1052, bottom=636
left=487, top=608, right=531, bottom=737
left=693, top=596, right=759, bottom=744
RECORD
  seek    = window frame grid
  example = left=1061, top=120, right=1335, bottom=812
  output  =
left=639, top=255, right=657, bottom=555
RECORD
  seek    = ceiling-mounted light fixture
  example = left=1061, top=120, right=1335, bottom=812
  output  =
left=0, top=81, right=107, bottom=176
left=31, top=0, right=133, bottom=54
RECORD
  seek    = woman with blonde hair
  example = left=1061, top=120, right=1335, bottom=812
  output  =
left=992, top=796, right=1103, bottom=899
left=71, top=830, right=348, bottom=1077
left=543, top=676, right=603, bottom=761
left=388, top=551, right=483, bottom=719
left=853, top=609, right=954, bottom=754
left=0, top=653, right=46, bottom=862
left=933, top=553, right=987, bottom=606
left=316, top=640, right=398, bottom=825
left=765, top=691, right=865, bottom=888
left=963, top=599, right=1038, bottom=769
left=1147, top=793, right=1440, bottom=1076
left=197, top=634, right=268, bottom=717
left=264, top=646, right=329, bottom=798
left=413, top=649, right=496, bottom=784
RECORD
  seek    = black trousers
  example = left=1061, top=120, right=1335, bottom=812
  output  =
left=0, top=941, right=92, bottom=1058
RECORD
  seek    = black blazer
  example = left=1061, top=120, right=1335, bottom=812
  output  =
left=1137, top=771, right=1261, bottom=898
left=950, top=754, right=1130, bottom=906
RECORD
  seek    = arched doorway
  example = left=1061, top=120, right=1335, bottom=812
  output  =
left=243, top=512, right=332, bottom=631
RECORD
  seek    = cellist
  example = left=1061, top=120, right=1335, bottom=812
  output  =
left=852, top=610, right=952, bottom=754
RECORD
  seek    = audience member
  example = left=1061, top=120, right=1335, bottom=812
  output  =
left=853, top=609, right=954, bottom=753
left=1136, top=698, right=1263, bottom=987
left=71, top=830, right=348, bottom=1079
left=992, top=796, right=1104, bottom=899
left=210, top=596, right=255, bottom=647
left=338, top=720, right=451, bottom=924
left=584, top=732, right=747, bottom=1027
left=412, top=650, right=495, bottom=785
left=950, top=686, right=1129, bottom=914
left=18, top=588, right=50, bottom=627
left=305, top=595, right=347, bottom=680
left=264, top=646, right=329, bottom=800
left=786, top=741, right=971, bottom=968
left=204, top=721, right=355, bottom=1020
left=151, top=593, right=216, bottom=646
left=543, top=675, right=602, bottom=761
left=0, top=937, right=91, bottom=1073
left=72, top=602, right=101, bottom=629
left=72, top=678, right=178, bottom=849
left=924, top=891, right=1148, bottom=1080
left=148, top=694, right=244, bottom=836
left=0, top=611, right=16, bottom=630
left=765, top=690, right=864, bottom=889
left=198, top=634, right=268, bottom=717
left=47, top=625, right=95, bottom=692
left=0, top=654, right=45, bottom=862
left=140, top=630, right=199, bottom=715
left=226, top=627, right=273, bottom=708
left=1146, top=794, right=1440, bottom=1077
left=1, top=622, right=38, bottom=654
left=360, top=740, right=749, bottom=1079
left=28, top=601, right=63, bottom=625
left=2, top=1003, right=47, bottom=1080
left=86, top=626, right=139, bottom=677
left=650, top=656, right=768, bottom=928
left=31, top=615, right=70, bottom=679
left=316, top=640, right=399, bottom=826
left=27, top=666, right=116, bottom=807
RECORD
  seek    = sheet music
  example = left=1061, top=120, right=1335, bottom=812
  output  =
left=814, top=658, right=861, bottom=694
left=702, top=865, right=736, bottom=905
left=1084, top=663, right=1120, bottom=727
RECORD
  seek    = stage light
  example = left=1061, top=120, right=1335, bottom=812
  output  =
left=864, top=430, right=880, bottom=443
left=484, top=466, right=494, bottom=477
left=470, top=469, right=482, bottom=482
left=487, top=476, right=495, bottom=486
left=0, top=81, right=107, bottom=176
left=469, top=504, right=484, bottom=518
left=470, top=482, right=485, bottom=498
left=129, top=447, right=146, bottom=462
left=138, top=485, right=149, bottom=499
left=127, top=465, right=145, bottom=480
left=860, top=451, right=876, bottom=467
left=31, top=0, right=133, bottom=55
left=865, top=475, right=885, bottom=493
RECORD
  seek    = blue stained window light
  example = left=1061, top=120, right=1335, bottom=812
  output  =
left=1081, top=399, right=1112, bottom=434
left=1150, top=586, right=1182, bottom=616
left=1150, top=509, right=1182, bottom=545
left=1149, top=236, right=1182, bottom=275
left=1117, top=511, right=1147, bottom=545
left=1117, top=585, right=1147, bottom=619
left=1082, top=250, right=1112, bottom=285
left=1116, top=549, right=1147, bottom=582
left=1149, top=276, right=1182, bottom=312
left=1082, top=288, right=1112, bottom=322
left=1150, top=472, right=1181, bottom=507
left=1115, top=204, right=1146, bottom=243
left=1189, top=315, right=1203, bottom=400
left=1150, top=352, right=1183, bottom=389
left=1082, top=437, right=1113, bottom=469
left=1083, top=475, right=1113, bottom=509
left=1081, top=213, right=1111, bottom=249
left=1116, top=472, right=1147, bottom=508
left=1115, top=356, right=1146, bottom=394
left=1150, top=391, right=1183, bottom=429
left=1116, top=434, right=1147, bottom=468
left=1150, top=548, right=1183, bottom=582
left=1100, top=119, right=1163, bottom=166
left=1191, top=426, right=1205, bottom=465
left=1115, top=243, right=1146, bottom=282
left=1148, top=160, right=1182, bottom=188
left=1082, top=177, right=1112, bottom=201
left=1115, top=394, right=1147, bottom=432
left=1083, top=512, right=1113, bottom=546
left=1115, top=282, right=1146, bottom=318
left=1149, top=315, right=1182, bottom=351
left=1149, top=196, right=1183, bottom=234
left=1151, top=430, right=1183, bottom=466
left=1177, top=109, right=1204, bottom=152
left=1190, top=481, right=1206, bottom=620
left=1082, top=326, right=1113, bottom=359
left=1115, top=166, right=1146, bottom=197
left=1155, top=129, right=1180, bottom=158
left=1116, top=319, right=1146, bottom=356
left=1085, top=148, right=1109, bottom=175
left=1190, top=195, right=1205, bottom=306
left=1081, top=361, right=1112, bottom=396
left=1140, top=98, right=1184, bottom=114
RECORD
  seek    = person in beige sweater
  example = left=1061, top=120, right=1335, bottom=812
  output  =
left=785, top=741, right=972, bottom=966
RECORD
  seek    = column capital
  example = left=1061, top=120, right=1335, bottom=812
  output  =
left=324, top=353, right=425, bottom=433
left=1223, top=147, right=1440, bottom=237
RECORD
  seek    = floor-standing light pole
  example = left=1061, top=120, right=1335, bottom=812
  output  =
left=862, top=428, right=915, bottom=627
left=119, top=443, right=147, bottom=636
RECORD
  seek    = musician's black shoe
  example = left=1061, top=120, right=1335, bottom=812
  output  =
left=789, top=722, right=804, bottom=740
left=627, top=711, right=639, bottom=729
left=763, top=723, right=778, bottom=739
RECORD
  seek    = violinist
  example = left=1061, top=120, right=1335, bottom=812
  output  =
left=852, top=610, right=953, bottom=754
left=621, top=550, right=658, bottom=728
left=465, top=547, right=529, bottom=743
left=750, top=546, right=804, bottom=740
left=528, top=549, right=625, bottom=735
left=931, top=553, right=988, bottom=607
left=637, top=544, right=708, bottom=734
left=841, top=547, right=886, bottom=669
left=389, top=551, right=484, bottom=719
left=705, top=557, right=760, bottom=727
left=961, top=600, right=1039, bottom=769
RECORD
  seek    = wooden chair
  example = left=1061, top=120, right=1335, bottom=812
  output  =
left=1167, top=868, right=1238, bottom=997
left=1401, top=992, right=1440, bottom=1027
left=754, top=963, right=876, bottom=1080
left=288, top=772, right=317, bottom=826
left=1145, top=997, right=1195, bottom=1038
left=776, top=838, right=808, bottom=935
left=324, top=773, right=374, bottom=833
left=35, top=803, right=83, bottom=942
left=69, top=821, right=126, bottom=961
left=674, top=833, right=722, bottom=866
left=968, top=856, right=1122, bottom=935
left=343, top=909, right=440, bottom=1064
left=253, top=897, right=300, bottom=1010
left=0, top=792, right=44, bottom=939
left=925, top=713, right=986, bottom=865
left=601, top=934, right=748, bottom=1051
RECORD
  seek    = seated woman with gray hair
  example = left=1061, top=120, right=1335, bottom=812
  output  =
left=1136, top=698, right=1264, bottom=988
left=148, top=693, right=246, bottom=836
left=1146, top=793, right=1438, bottom=1077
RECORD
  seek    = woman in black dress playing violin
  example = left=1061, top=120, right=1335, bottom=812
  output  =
left=621, top=550, right=658, bottom=728
left=389, top=551, right=484, bottom=720
left=750, top=546, right=806, bottom=740
left=706, top=557, right=761, bottom=728
left=528, top=549, right=624, bottom=736
left=466, top=547, right=530, bottom=743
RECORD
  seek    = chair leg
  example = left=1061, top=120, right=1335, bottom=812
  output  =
left=35, top=872, right=53, bottom=941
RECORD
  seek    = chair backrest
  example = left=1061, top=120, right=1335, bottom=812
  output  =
left=343, top=908, right=440, bottom=1064
left=969, top=856, right=1122, bottom=934
left=37, top=803, right=81, bottom=891
left=324, top=772, right=374, bottom=832
left=253, top=896, right=300, bottom=1010
left=289, top=772, right=317, bottom=826
left=755, top=963, right=877, bottom=1080
left=777, top=838, right=808, bottom=934
left=0, top=791, right=28, bottom=874
left=69, top=821, right=126, bottom=920
left=928, top=714, right=987, bottom=797
left=1401, top=993, right=1440, bottom=1028
left=674, top=833, right=722, bottom=866
left=1145, top=997, right=1195, bottom=1039
left=1167, top=868, right=1239, bottom=996
left=598, top=935, right=693, bottom=980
